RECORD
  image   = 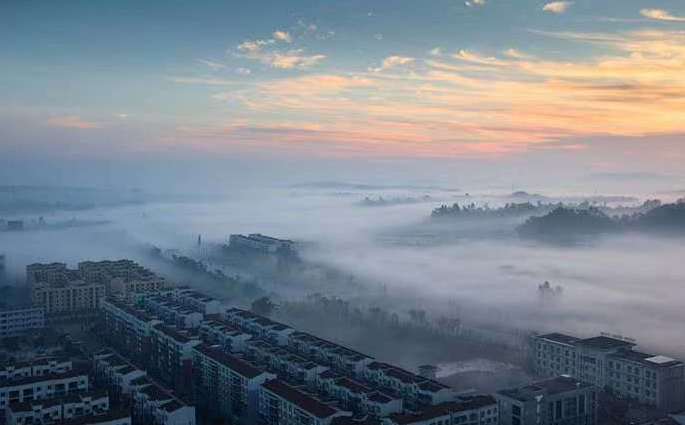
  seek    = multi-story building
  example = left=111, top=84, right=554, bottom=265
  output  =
left=150, top=324, right=201, bottom=394
left=0, top=307, right=45, bottom=338
left=532, top=333, right=685, bottom=411
left=31, top=279, right=105, bottom=319
left=496, top=376, right=597, bottom=425
left=131, top=381, right=195, bottom=425
left=6, top=389, right=113, bottom=425
left=384, top=395, right=497, bottom=425
left=145, top=296, right=204, bottom=329
left=228, top=234, right=295, bottom=254
left=198, top=318, right=253, bottom=352
left=259, top=378, right=352, bottom=425
left=101, top=299, right=162, bottom=367
left=225, top=308, right=295, bottom=346
left=1, top=357, right=72, bottom=381
left=177, top=290, right=223, bottom=316
left=0, top=369, right=89, bottom=410
left=78, top=259, right=167, bottom=299
left=192, top=343, right=275, bottom=424
left=93, top=350, right=147, bottom=403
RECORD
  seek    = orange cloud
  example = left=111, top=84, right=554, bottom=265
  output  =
left=189, top=29, right=685, bottom=158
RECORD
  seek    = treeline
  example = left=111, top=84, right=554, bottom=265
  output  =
left=518, top=199, right=685, bottom=240
left=431, top=202, right=557, bottom=219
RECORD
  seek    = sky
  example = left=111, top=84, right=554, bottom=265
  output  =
left=1, top=0, right=685, bottom=189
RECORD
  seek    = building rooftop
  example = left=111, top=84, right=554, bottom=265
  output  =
left=610, top=350, right=683, bottom=368
left=195, top=344, right=264, bottom=379
left=388, top=396, right=495, bottom=425
left=535, top=333, right=581, bottom=346
left=498, top=376, right=593, bottom=402
left=577, top=336, right=635, bottom=351
left=262, top=379, right=340, bottom=419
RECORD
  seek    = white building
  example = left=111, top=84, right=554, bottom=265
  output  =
left=259, top=378, right=352, bottom=425
left=6, top=390, right=111, bottom=425
left=532, top=333, right=685, bottom=412
left=31, top=279, right=105, bottom=318
left=132, top=381, right=195, bottom=425
left=1, top=357, right=72, bottom=381
left=0, top=307, right=44, bottom=338
left=0, top=369, right=89, bottom=410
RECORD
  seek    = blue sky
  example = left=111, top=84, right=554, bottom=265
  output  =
left=1, top=0, right=685, bottom=187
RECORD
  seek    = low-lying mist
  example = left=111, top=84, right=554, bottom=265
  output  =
left=2, top=184, right=684, bottom=360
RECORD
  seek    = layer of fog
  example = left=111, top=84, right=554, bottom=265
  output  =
left=1, top=185, right=684, bottom=359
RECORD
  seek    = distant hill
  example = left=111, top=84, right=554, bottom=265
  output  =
left=518, top=200, right=685, bottom=241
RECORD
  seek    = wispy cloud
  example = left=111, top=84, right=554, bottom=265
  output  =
left=543, top=1, right=574, bottom=14
left=167, top=77, right=239, bottom=86
left=218, top=29, right=685, bottom=158
left=47, top=115, right=100, bottom=129
left=273, top=30, right=292, bottom=43
left=235, top=31, right=326, bottom=70
left=370, top=56, right=415, bottom=72
left=196, top=59, right=226, bottom=70
left=640, top=8, right=685, bottom=22
left=465, top=0, right=486, bottom=8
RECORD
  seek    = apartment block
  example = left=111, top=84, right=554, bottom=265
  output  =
left=131, top=380, right=196, bottom=425
left=1, top=357, right=72, bottom=381
left=532, top=333, right=685, bottom=412
left=0, top=307, right=45, bottom=338
left=0, top=369, right=89, bottom=410
left=259, top=378, right=352, bottom=425
left=6, top=389, right=112, bottom=425
left=496, top=376, right=597, bottom=425
left=192, top=343, right=275, bottom=424
left=228, top=234, right=294, bottom=254
left=78, top=259, right=167, bottom=299
left=384, top=395, right=498, bottom=425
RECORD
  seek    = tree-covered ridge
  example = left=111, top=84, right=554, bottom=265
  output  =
left=518, top=199, right=685, bottom=240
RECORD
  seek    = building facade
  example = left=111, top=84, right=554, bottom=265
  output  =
left=0, top=307, right=45, bottom=338
left=532, top=333, right=685, bottom=412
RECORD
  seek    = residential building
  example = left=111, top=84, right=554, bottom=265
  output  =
left=31, top=278, right=105, bottom=319
left=228, top=234, right=294, bottom=254
left=132, top=381, right=196, bottom=425
left=496, top=376, right=597, bottom=425
left=0, top=307, right=45, bottom=338
left=6, top=389, right=111, bottom=425
left=384, top=395, right=497, bottom=425
left=0, top=369, right=89, bottom=410
left=532, top=333, right=685, bottom=411
left=259, top=378, right=352, bottom=425
left=1, top=357, right=72, bottom=381
left=192, top=343, right=275, bottom=424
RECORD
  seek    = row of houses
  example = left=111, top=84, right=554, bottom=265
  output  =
left=93, top=350, right=196, bottom=425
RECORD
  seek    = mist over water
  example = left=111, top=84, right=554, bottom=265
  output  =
left=2, top=184, right=685, bottom=359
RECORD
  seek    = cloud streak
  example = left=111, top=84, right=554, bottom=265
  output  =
left=543, top=1, right=574, bottom=14
left=640, top=8, right=685, bottom=22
